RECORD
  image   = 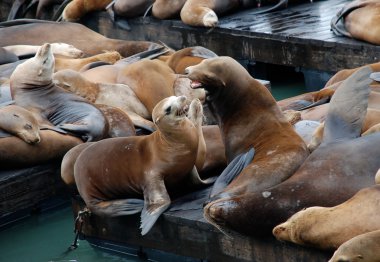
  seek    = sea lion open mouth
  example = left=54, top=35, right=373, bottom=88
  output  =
left=190, top=80, right=203, bottom=89
left=175, top=103, right=189, bottom=117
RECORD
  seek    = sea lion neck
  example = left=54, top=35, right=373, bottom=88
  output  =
left=155, top=118, right=198, bottom=146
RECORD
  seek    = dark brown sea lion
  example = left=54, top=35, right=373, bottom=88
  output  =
left=329, top=229, right=380, bottom=262
left=273, top=185, right=380, bottom=250
left=74, top=96, right=212, bottom=235
left=10, top=43, right=108, bottom=142
left=61, top=0, right=112, bottom=21
left=185, top=56, right=309, bottom=234
left=331, top=0, right=380, bottom=45
left=0, top=20, right=160, bottom=57
left=201, top=66, right=379, bottom=236
left=0, top=104, right=40, bottom=144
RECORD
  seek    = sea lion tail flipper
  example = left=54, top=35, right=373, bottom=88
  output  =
left=323, top=66, right=372, bottom=143
left=191, top=46, right=218, bottom=59
left=370, top=72, right=380, bottom=83
left=209, top=147, right=255, bottom=198
left=40, top=124, right=68, bottom=134
left=140, top=178, right=171, bottom=235
left=93, top=199, right=145, bottom=216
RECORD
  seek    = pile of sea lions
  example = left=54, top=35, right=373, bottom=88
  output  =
left=1, top=19, right=380, bottom=261
left=7, top=0, right=314, bottom=28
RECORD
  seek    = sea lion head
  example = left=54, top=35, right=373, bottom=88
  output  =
left=202, top=10, right=218, bottom=27
left=51, top=43, right=84, bottom=58
left=1, top=105, right=41, bottom=144
left=11, top=43, right=54, bottom=87
left=152, top=96, right=190, bottom=131
left=185, top=57, right=230, bottom=98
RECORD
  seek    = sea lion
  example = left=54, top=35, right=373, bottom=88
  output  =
left=53, top=69, right=154, bottom=132
left=4, top=43, right=84, bottom=59
left=329, top=229, right=380, bottom=262
left=0, top=20, right=160, bottom=57
left=199, top=66, right=379, bottom=236
left=10, top=43, right=109, bottom=142
left=74, top=96, right=212, bottom=235
left=376, top=168, right=380, bottom=186
left=185, top=56, right=309, bottom=234
left=54, top=51, right=121, bottom=72
left=61, top=0, right=112, bottom=21
left=331, top=0, right=380, bottom=45
left=152, top=0, right=187, bottom=20
left=0, top=47, right=19, bottom=65
left=273, top=185, right=380, bottom=250
left=0, top=105, right=40, bottom=144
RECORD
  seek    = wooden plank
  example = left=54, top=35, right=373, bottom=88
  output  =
left=72, top=193, right=333, bottom=262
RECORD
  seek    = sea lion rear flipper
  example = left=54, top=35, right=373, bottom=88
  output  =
left=140, top=178, right=171, bottom=235
left=323, top=66, right=372, bottom=143
left=116, top=46, right=167, bottom=65
left=190, top=46, right=218, bottom=59
left=40, top=124, right=68, bottom=134
left=298, top=96, right=331, bottom=111
left=210, top=147, right=255, bottom=198
left=370, top=72, right=380, bottom=83
left=169, top=187, right=212, bottom=212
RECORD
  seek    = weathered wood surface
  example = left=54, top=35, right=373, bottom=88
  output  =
left=79, top=0, right=380, bottom=73
left=72, top=189, right=332, bottom=262
left=0, top=162, right=69, bottom=228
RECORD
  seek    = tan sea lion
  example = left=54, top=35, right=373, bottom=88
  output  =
left=0, top=104, right=40, bottom=144
left=0, top=47, right=19, bottom=65
left=74, top=96, right=212, bottom=235
left=184, top=56, right=309, bottom=234
left=4, top=43, right=84, bottom=58
left=331, top=0, right=380, bottom=45
left=54, top=51, right=121, bottom=72
left=273, top=185, right=380, bottom=250
left=193, top=66, right=379, bottom=236
left=53, top=69, right=154, bottom=132
left=0, top=20, right=160, bottom=57
left=10, top=43, right=109, bottom=142
left=1, top=129, right=82, bottom=169
left=376, top=169, right=380, bottom=185
left=329, top=229, right=380, bottom=262
left=61, top=0, right=112, bottom=21
left=152, top=0, right=187, bottom=20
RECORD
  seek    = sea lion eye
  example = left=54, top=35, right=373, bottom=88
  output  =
left=13, top=114, right=20, bottom=118
left=24, top=124, right=32, bottom=130
left=165, top=106, right=171, bottom=115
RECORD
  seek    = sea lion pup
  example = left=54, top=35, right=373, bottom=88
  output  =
left=331, top=0, right=380, bottom=45
left=0, top=105, right=41, bottom=144
left=273, top=185, right=380, bottom=250
left=53, top=69, right=154, bottom=132
left=10, top=43, right=108, bottom=142
left=61, top=0, right=112, bottom=21
left=329, top=230, right=380, bottom=262
left=54, top=51, right=121, bottom=72
left=74, top=96, right=213, bottom=235
left=4, top=43, right=84, bottom=59
left=185, top=56, right=309, bottom=232
left=0, top=20, right=160, bottom=57
left=195, top=65, right=378, bottom=236
left=152, top=0, right=187, bottom=20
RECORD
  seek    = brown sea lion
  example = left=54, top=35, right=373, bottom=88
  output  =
left=0, top=105, right=40, bottom=144
left=329, top=229, right=380, bottom=262
left=96, top=104, right=136, bottom=138
left=53, top=69, right=154, bottom=132
left=184, top=56, right=309, bottom=234
left=273, top=185, right=380, bottom=250
left=152, top=0, right=187, bottom=20
left=331, top=0, right=380, bottom=45
left=0, top=20, right=160, bottom=57
left=4, top=43, right=84, bottom=58
left=54, top=51, right=121, bottom=72
left=10, top=43, right=108, bottom=142
left=74, top=96, right=212, bottom=235
left=0, top=129, right=82, bottom=169
left=199, top=66, right=379, bottom=236
left=61, top=0, right=112, bottom=21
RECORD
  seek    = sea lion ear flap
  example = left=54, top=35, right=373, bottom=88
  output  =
left=154, top=116, right=161, bottom=124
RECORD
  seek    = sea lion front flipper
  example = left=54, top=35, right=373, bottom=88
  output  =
left=169, top=187, right=212, bottom=212
left=210, top=147, right=255, bottom=198
left=370, top=72, right=380, bottom=83
left=323, top=66, right=372, bottom=143
left=140, top=177, right=171, bottom=235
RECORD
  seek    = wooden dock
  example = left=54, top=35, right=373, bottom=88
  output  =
left=72, top=189, right=332, bottom=262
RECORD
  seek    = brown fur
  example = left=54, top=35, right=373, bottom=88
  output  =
left=273, top=185, right=380, bottom=250
left=62, top=0, right=112, bottom=21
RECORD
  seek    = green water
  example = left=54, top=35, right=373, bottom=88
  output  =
left=0, top=206, right=143, bottom=262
